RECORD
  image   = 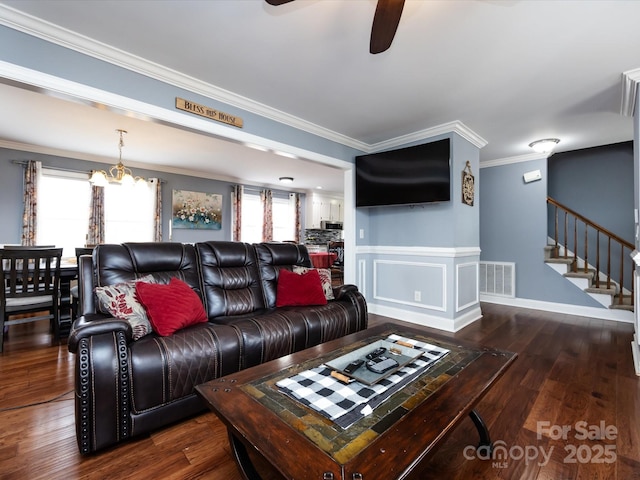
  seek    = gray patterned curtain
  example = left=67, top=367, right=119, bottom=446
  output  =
left=21, top=160, right=41, bottom=246
left=150, top=178, right=162, bottom=242
left=231, top=185, right=243, bottom=241
left=261, top=189, right=273, bottom=242
left=293, top=193, right=301, bottom=243
left=87, top=185, right=105, bottom=245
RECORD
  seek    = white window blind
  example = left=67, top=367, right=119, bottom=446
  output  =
left=37, top=169, right=91, bottom=258
left=104, top=182, right=154, bottom=244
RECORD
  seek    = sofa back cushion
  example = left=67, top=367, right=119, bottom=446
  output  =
left=254, top=242, right=313, bottom=308
left=93, top=243, right=203, bottom=315
left=195, top=241, right=265, bottom=318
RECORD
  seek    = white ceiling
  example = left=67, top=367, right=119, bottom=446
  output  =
left=1, top=0, right=639, bottom=194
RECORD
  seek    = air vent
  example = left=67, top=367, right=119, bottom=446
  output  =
left=479, top=262, right=515, bottom=297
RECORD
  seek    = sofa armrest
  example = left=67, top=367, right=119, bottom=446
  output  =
left=73, top=327, right=133, bottom=453
left=332, top=284, right=368, bottom=331
left=67, top=314, right=132, bottom=353
left=332, top=283, right=359, bottom=299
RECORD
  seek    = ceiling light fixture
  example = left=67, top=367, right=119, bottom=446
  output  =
left=279, top=176, right=294, bottom=184
left=89, top=129, right=145, bottom=186
left=528, top=138, right=560, bottom=154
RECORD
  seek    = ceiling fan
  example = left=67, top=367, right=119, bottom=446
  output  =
left=265, top=0, right=405, bottom=54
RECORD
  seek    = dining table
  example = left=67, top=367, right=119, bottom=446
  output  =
left=309, top=252, right=338, bottom=269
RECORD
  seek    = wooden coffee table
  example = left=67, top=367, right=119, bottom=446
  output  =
left=196, top=322, right=516, bottom=480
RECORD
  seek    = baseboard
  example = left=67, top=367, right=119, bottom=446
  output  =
left=480, top=294, right=635, bottom=324
left=367, top=303, right=483, bottom=333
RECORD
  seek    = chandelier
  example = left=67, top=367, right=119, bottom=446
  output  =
left=89, top=129, right=145, bottom=186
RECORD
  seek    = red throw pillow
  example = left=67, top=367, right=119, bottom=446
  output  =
left=276, top=268, right=328, bottom=307
left=135, top=277, right=208, bottom=336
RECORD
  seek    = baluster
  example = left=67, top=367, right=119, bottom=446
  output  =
left=554, top=205, right=559, bottom=256
left=606, top=237, right=611, bottom=289
left=583, top=222, right=588, bottom=274
left=619, top=248, right=624, bottom=305
left=564, top=211, right=568, bottom=259
left=595, top=232, right=600, bottom=288
left=575, top=217, right=580, bottom=272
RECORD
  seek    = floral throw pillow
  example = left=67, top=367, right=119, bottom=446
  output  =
left=95, top=274, right=156, bottom=340
left=293, top=266, right=334, bottom=300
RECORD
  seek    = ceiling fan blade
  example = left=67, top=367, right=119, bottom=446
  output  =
left=265, top=0, right=295, bottom=5
left=370, top=0, right=405, bottom=54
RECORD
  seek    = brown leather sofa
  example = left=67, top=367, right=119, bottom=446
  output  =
left=67, top=241, right=368, bottom=454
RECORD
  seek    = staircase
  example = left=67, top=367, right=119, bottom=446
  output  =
left=545, top=197, right=634, bottom=312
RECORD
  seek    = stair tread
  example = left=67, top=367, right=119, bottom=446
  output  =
left=543, top=246, right=634, bottom=313
left=564, top=270, right=595, bottom=279
left=610, top=303, right=634, bottom=311
left=545, top=258, right=574, bottom=265
left=585, top=286, right=617, bottom=295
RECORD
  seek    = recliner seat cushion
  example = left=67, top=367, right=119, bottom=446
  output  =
left=224, top=302, right=363, bottom=368
left=128, top=323, right=242, bottom=413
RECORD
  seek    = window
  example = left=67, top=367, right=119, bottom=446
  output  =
left=37, top=169, right=91, bottom=258
left=37, top=169, right=155, bottom=256
left=240, top=189, right=295, bottom=243
left=103, top=181, right=155, bottom=244
left=272, top=194, right=295, bottom=242
left=240, top=191, right=262, bottom=244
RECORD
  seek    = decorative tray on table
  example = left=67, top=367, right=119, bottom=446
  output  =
left=325, top=339, right=424, bottom=386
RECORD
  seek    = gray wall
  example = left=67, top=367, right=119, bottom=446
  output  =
left=0, top=148, right=302, bottom=246
left=548, top=141, right=633, bottom=242
left=480, top=158, right=601, bottom=307
left=356, top=133, right=479, bottom=248
left=355, top=133, right=482, bottom=331
left=0, top=25, right=364, bottom=164
left=547, top=142, right=634, bottom=290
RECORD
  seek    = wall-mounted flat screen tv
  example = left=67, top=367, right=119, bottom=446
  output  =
left=355, top=138, right=451, bottom=207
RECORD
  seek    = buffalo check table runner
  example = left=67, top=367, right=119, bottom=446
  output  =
left=276, top=334, right=449, bottom=429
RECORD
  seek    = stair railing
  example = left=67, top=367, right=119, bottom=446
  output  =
left=547, top=197, right=634, bottom=307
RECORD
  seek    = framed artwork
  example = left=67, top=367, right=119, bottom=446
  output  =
left=172, top=189, right=222, bottom=230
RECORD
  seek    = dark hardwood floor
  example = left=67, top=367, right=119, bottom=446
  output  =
left=0, top=303, right=638, bottom=479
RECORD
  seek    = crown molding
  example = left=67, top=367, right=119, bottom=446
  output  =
left=0, top=4, right=486, bottom=156
left=0, top=5, right=372, bottom=152
left=480, top=152, right=549, bottom=169
left=368, top=120, right=487, bottom=152
left=621, top=68, right=640, bottom=117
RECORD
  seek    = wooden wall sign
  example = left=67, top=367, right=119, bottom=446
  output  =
left=176, top=97, right=243, bottom=128
left=461, top=161, right=474, bottom=206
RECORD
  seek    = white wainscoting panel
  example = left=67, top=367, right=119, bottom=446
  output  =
left=456, top=261, right=479, bottom=312
left=357, top=259, right=367, bottom=297
left=373, top=259, right=446, bottom=311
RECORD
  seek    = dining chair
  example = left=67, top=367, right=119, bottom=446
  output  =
left=70, top=247, right=94, bottom=321
left=0, top=247, right=63, bottom=353
left=327, top=241, right=344, bottom=285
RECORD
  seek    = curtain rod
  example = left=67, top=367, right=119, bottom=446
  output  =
left=11, top=159, right=90, bottom=176
left=11, top=160, right=165, bottom=183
